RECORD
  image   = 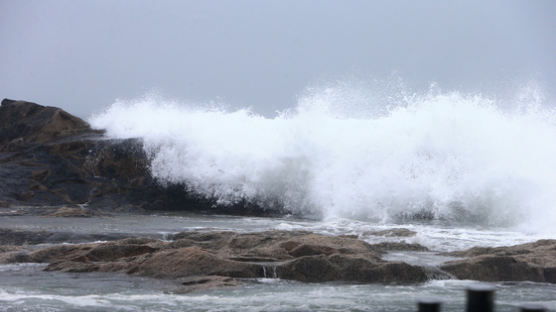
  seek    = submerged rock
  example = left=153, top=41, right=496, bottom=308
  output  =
left=362, top=228, right=417, bottom=237
left=441, top=239, right=556, bottom=283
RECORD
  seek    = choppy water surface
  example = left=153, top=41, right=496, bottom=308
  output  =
left=1, top=263, right=555, bottom=312
left=90, top=89, right=556, bottom=231
left=0, top=213, right=551, bottom=251
left=0, top=213, right=555, bottom=311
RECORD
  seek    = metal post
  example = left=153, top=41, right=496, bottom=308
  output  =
left=520, top=304, right=546, bottom=312
left=466, top=284, right=495, bottom=312
left=418, top=298, right=441, bottom=312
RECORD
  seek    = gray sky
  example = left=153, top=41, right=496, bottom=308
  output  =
left=1, top=0, right=555, bottom=117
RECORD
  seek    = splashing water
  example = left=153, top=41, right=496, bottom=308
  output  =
left=89, top=86, right=556, bottom=230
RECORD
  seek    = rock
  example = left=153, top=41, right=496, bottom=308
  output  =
left=441, top=239, right=556, bottom=283
left=0, top=245, right=28, bottom=264
left=174, top=275, right=239, bottom=293
left=287, top=244, right=337, bottom=257
left=0, top=228, right=56, bottom=245
left=126, top=246, right=260, bottom=279
left=29, top=237, right=162, bottom=263
left=4, top=230, right=429, bottom=286
left=0, top=200, right=9, bottom=208
left=441, top=255, right=544, bottom=282
left=44, top=261, right=100, bottom=273
left=370, top=242, right=428, bottom=253
left=45, top=206, right=100, bottom=217
left=277, top=253, right=427, bottom=283
left=0, top=245, right=21, bottom=253
left=0, top=99, right=276, bottom=215
left=0, top=251, right=33, bottom=264
left=0, top=99, right=92, bottom=148
left=362, top=228, right=417, bottom=237
left=86, top=241, right=160, bottom=261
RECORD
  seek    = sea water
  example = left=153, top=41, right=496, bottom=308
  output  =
left=3, top=85, right=556, bottom=311
left=0, top=213, right=555, bottom=311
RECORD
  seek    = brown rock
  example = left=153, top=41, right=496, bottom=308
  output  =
left=0, top=99, right=92, bottom=147
left=277, top=254, right=341, bottom=282
left=4, top=230, right=430, bottom=286
left=27, top=238, right=161, bottom=263
left=363, top=228, right=417, bottom=237
left=127, top=246, right=260, bottom=279
left=441, top=255, right=544, bottom=282
left=0, top=245, right=21, bottom=253
left=86, top=242, right=158, bottom=261
left=0, top=245, right=32, bottom=264
left=174, top=275, right=239, bottom=293
left=441, top=239, right=556, bottom=283
left=31, top=169, right=51, bottom=182
left=45, top=261, right=100, bottom=273
left=46, top=206, right=101, bottom=218
left=17, top=191, right=35, bottom=201
left=0, top=251, right=33, bottom=264
left=277, top=253, right=427, bottom=283
left=370, top=242, right=429, bottom=253
left=288, top=244, right=337, bottom=257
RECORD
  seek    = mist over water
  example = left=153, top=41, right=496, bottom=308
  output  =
left=89, top=83, right=556, bottom=231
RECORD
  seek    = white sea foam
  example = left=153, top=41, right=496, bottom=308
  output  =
left=89, top=85, right=556, bottom=230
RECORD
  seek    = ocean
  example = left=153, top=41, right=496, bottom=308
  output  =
left=2, top=87, right=556, bottom=311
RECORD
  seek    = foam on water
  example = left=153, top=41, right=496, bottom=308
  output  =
left=2, top=279, right=556, bottom=312
left=89, top=85, right=556, bottom=231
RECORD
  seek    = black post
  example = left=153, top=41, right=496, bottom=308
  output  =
left=466, top=284, right=495, bottom=312
left=520, top=304, right=546, bottom=312
left=418, top=298, right=441, bottom=312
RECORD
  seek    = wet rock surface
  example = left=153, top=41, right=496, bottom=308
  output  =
left=0, top=99, right=269, bottom=215
left=441, top=239, right=556, bottom=283
left=362, top=228, right=417, bottom=237
left=0, top=230, right=429, bottom=288
left=45, top=206, right=103, bottom=217
left=174, top=275, right=240, bottom=293
left=0, top=99, right=93, bottom=148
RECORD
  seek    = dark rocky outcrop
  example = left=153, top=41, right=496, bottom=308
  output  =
left=0, top=99, right=93, bottom=148
left=0, top=230, right=429, bottom=287
left=441, top=239, right=556, bottom=283
left=0, top=99, right=267, bottom=214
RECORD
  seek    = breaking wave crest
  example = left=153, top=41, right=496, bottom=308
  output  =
left=89, top=85, right=556, bottom=229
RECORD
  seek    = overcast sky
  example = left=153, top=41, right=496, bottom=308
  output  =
left=1, top=0, right=555, bottom=117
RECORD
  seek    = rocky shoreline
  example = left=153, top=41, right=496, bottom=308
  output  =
left=0, top=228, right=429, bottom=292
left=1, top=227, right=555, bottom=293
left=1, top=99, right=556, bottom=294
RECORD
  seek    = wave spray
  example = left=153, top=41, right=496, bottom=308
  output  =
left=90, top=85, right=556, bottom=229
